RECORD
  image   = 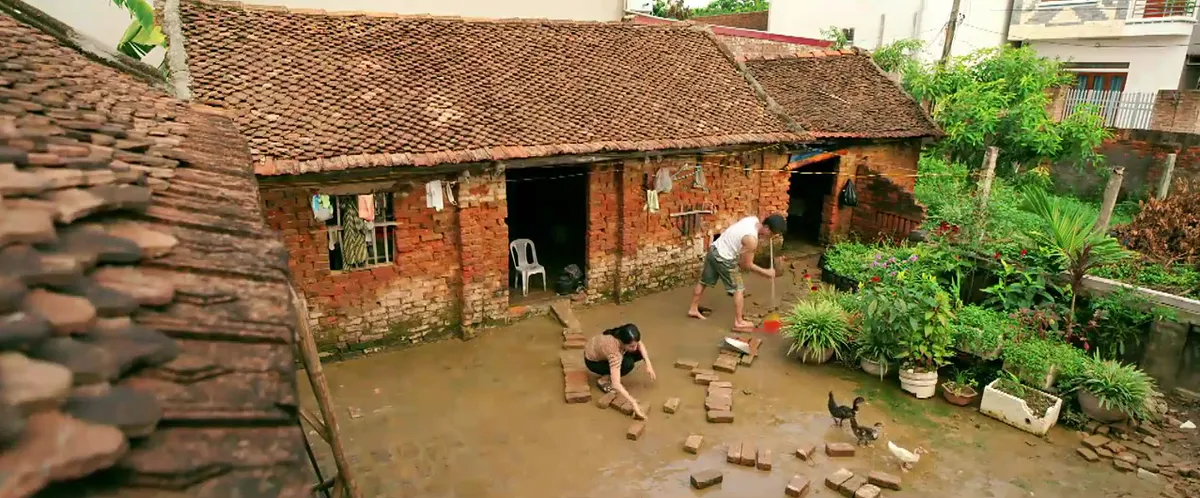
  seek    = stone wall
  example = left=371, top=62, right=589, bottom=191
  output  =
left=264, top=143, right=920, bottom=357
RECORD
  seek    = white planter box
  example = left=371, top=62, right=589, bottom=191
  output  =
left=979, top=379, right=1063, bottom=436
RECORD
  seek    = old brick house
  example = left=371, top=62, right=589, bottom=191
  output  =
left=743, top=49, right=941, bottom=243
left=167, top=0, right=937, bottom=356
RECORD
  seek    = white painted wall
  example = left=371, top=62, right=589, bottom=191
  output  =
left=767, top=0, right=1011, bottom=62
left=23, top=0, right=165, bottom=66
left=1030, top=37, right=1189, bottom=93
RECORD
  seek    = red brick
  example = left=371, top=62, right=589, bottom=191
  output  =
left=726, top=442, right=742, bottom=463
left=854, top=483, right=881, bottom=498
left=867, top=471, right=901, bottom=490
left=839, top=475, right=868, bottom=497
left=690, top=367, right=716, bottom=377
left=690, top=469, right=723, bottom=489
left=634, top=402, right=651, bottom=420
left=1082, top=435, right=1111, bottom=450
left=1077, top=447, right=1100, bottom=462
left=707, top=410, right=733, bottom=423
left=825, top=469, right=853, bottom=491
left=713, top=356, right=738, bottom=373
left=565, top=391, right=590, bottom=403
left=683, top=434, right=703, bottom=454
left=740, top=442, right=757, bottom=466
left=626, top=421, right=645, bottom=440
left=595, top=392, right=616, bottom=409
left=695, top=373, right=719, bottom=385
left=756, top=448, right=772, bottom=470
left=674, top=358, right=699, bottom=369
left=796, top=444, right=817, bottom=461
left=786, top=475, right=811, bottom=497
left=704, top=395, right=732, bottom=411
left=709, top=381, right=733, bottom=389
left=825, top=442, right=855, bottom=457
left=663, top=397, right=680, bottom=414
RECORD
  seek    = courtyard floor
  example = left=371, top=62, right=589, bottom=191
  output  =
left=300, top=258, right=1158, bottom=498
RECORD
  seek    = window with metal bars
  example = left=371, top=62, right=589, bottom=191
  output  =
left=324, top=193, right=397, bottom=271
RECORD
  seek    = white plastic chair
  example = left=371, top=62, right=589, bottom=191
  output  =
left=509, top=238, right=547, bottom=296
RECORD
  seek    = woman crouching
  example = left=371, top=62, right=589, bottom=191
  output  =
left=584, top=323, right=656, bottom=420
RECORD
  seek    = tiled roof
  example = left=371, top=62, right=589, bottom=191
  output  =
left=0, top=3, right=305, bottom=497
left=173, top=0, right=811, bottom=176
left=744, top=50, right=942, bottom=139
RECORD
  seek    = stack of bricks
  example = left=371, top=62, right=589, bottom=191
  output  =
left=706, top=381, right=734, bottom=423
left=825, top=468, right=883, bottom=498
left=596, top=390, right=649, bottom=420
left=552, top=300, right=590, bottom=403
left=725, top=442, right=771, bottom=470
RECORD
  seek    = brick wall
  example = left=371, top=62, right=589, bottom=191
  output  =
left=1150, top=90, right=1200, bottom=134
left=263, top=143, right=919, bottom=356
left=693, top=11, right=769, bottom=30
left=1052, top=128, right=1200, bottom=200
left=835, top=141, right=926, bottom=241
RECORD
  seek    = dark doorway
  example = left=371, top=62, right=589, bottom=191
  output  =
left=505, top=166, right=588, bottom=305
left=786, top=157, right=839, bottom=245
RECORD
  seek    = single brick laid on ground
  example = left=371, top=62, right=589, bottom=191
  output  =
left=627, top=422, right=645, bottom=440
left=756, top=448, right=772, bottom=470
left=675, top=359, right=699, bottom=370
left=611, top=397, right=635, bottom=416
left=713, top=356, right=738, bottom=373
left=695, top=373, right=719, bottom=385
left=867, top=471, right=901, bottom=490
left=727, top=442, right=742, bottom=463
left=663, top=397, right=680, bottom=414
left=1077, top=447, right=1099, bottom=462
left=839, top=475, right=869, bottom=498
left=707, top=410, right=734, bottom=423
left=1095, top=447, right=1114, bottom=459
left=690, top=469, right=723, bottom=490
left=739, top=442, right=757, bottom=467
left=1114, top=459, right=1136, bottom=472
left=709, top=381, right=733, bottom=389
left=854, top=483, right=882, bottom=498
left=691, top=367, right=716, bottom=377
left=684, top=435, right=703, bottom=454
left=825, top=468, right=854, bottom=491
left=596, top=392, right=616, bottom=409
left=705, top=395, right=732, bottom=412
left=633, top=402, right=651, bottom=420
left=785, top=475, right=811, bottom=497
left=1105, top=441, right=1127, bottom=454
left=825, top=442, right=856, bottom=457
left=796, top=444, right=817, bottom=461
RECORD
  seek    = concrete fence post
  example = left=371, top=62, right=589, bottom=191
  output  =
left=977, top=146, right=999, bottom=208
left=1158, top=152, right=1177, bottom=200
left=1096, top=166, right=1125, bottom=234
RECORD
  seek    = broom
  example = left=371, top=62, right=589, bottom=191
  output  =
left=761, top=237, right=781, bottom=333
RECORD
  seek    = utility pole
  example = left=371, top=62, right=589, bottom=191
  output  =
left=939, top=0, right=962, bottom=66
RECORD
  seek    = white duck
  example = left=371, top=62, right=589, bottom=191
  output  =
left=887, top=441, right=927, bottom=472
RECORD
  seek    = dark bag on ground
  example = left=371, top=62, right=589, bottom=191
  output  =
left=839, top=180, right=859, bottom=207
left=556, top=264, right=585, bottom=295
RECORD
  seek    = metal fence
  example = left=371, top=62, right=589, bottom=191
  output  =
left=1062, top=88, right=1156, bottom=130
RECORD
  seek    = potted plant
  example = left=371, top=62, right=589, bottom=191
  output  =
left=941, top=369, right=979, bottom=406
left=854, top=286, right=902, bottom=378
left=782, top=300, right=849, bottom=364
left=1002, top=339, right=1060, bottom=391
left=892, top=275, right=955, bottom=399
left=980, top=372, right=1063, bottom=436
left=1076, top=356, right=1157, bottom=423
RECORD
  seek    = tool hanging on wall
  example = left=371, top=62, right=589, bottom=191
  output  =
left=671, top=204, right=713, bottom=237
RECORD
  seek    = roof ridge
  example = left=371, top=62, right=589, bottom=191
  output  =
left=742, top=47, right=869, bottom=63
left=696, top=25, right=811, bottom=138
left=188, top=0, right=678, bottom=26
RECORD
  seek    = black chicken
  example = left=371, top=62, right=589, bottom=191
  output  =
left=828, top=391, right=865, bottom=427
left=850, top=416, right=883, bottom=446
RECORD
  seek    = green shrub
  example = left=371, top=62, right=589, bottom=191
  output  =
left=868, top=274, right=955, bottom=372
left=1084, top=289, right=1177, bottom=359
left=1077, top=356, right=1157, bottom=420
left=1004, top=338, right=1086, bottom=389
left=1092, top=256, right=1200, bottom=299
left=953, top=305, right=1016, bottom=359
left=782, top=300, right=850, bottom=359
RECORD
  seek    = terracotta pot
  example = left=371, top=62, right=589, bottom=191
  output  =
left=860, top=358, right=891, bottom=377
left=899, top=368, right=938, bottom=399
left=1078, top=389, right=1129, bottom=423
left=941, top=382, right=979, bottom=407
left=797, top=344, right=835, bottom=364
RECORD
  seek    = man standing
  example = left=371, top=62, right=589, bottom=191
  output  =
left=687, top=214, right=786, bottom=331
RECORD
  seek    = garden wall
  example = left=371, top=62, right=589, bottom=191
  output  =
left=1051, top=128, right=1200, bottom=200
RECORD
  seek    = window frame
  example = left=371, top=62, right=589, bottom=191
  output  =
left=324, top=193, right=398, bottom=272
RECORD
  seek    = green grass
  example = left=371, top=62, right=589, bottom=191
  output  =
left=834, top=369, right=954, bottom=430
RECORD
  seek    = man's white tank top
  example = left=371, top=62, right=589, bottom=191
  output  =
left=712, top=216, right=759, bottom=261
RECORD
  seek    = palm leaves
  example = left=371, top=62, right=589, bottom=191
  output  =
left=111, top=0, right=165, bottom=60
left=1021, top=187, right=1126, bottom=331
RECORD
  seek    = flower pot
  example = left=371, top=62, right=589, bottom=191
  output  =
left=797, top=345, right=835, bottom=364
left=1077, top=389, right=1129, bottom=424
left=941, top=382, right=978, bottom=407
left=980, top=379, right=1063, bottom=436
left=898, top=369, right=938, bottom=399
left=860, top=358, right=891, bottom=377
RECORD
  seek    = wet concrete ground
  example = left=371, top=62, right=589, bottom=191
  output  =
left=300, top=259, right=1157, bottom=498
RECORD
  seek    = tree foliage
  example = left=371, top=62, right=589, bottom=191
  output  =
left=877, top=40, right=1110, bottom=172
left=691, top=0, right=769, bottom=17
left=652, top=0, right=692, bottom=19
left=819, top=26, right=848, bottom=50
left=110, top=0, right=165, bottom=60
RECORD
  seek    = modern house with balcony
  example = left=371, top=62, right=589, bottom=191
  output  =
left=1010, top=0, right=1200, bottom=128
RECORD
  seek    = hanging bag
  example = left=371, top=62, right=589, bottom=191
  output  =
left=839, top=179, right=859, bottom=207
